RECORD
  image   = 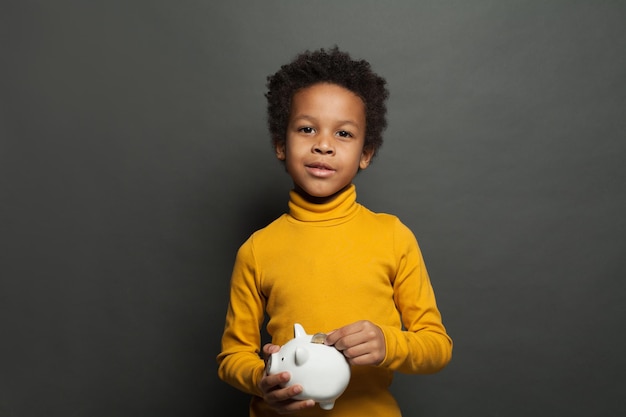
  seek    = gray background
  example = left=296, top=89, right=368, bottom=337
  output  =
left=1, top=1, right=625, bottom=416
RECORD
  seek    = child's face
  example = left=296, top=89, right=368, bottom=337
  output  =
left=276, top=82, right=373, bottom=202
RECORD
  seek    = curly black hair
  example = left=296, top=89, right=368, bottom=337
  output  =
left=265, top=46, right=389, bottom=161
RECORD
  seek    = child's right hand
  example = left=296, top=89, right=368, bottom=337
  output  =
left=259, top=343, right=316, bottom=413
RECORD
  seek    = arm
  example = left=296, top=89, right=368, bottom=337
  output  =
left=216, top=238, right=267, bottom=395
left=325, top=220, right=452, bottom=373
left=381, top=220, right=453, bottom=373
left=216, top=238, right=316, bottom=413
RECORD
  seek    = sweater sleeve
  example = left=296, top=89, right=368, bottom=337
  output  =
left=379, top=220, right=453, bottom=374
left=216, top=236, right=266, bottom=396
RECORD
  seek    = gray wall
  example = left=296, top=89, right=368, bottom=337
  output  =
left=1, top=1, right=625, bottom=416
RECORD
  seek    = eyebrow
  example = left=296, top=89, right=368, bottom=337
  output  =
left=291, top=114, right=361, bottom=128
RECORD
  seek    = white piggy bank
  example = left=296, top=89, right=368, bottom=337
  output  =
left=266, top=323, right=351, bottom=410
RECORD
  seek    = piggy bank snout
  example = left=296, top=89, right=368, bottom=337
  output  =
left=266, top=352, right=279, bottom=375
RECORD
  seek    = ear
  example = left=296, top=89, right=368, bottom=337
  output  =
left=359, top=146, right=374, bottom=170
left=275, top=142, right=286, bottom=161
left=294, top=323, right=306, bottom=338
left=294, top=346, right=310, bottom=366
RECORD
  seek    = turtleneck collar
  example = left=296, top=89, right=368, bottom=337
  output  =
left=287, top=184, right=360, bottom=225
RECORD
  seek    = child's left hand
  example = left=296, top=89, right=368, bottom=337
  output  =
left=323, top=320, right=385, bottom=366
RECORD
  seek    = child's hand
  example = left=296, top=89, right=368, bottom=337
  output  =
left=324, top=320, right=386, bottom=366
left=258, top=343, right=316, bottom=413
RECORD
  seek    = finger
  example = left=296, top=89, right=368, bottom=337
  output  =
left=324, top=323, right=360, bottom=345
left=262, top=343, right=281, bottom=356
left=262, top=344, right=281, bottom=366
left=265, top=384, right=305, bottom=410
left=323, top=330, right=339, bottom=346
left=268, top=384, right=303, bottom=402
left=260, top=371, right=290, bottom=392
left=330, top=330, right=367, bottom=351
left=265, top=385, right=316, bottom=413
left=343, top=339, right=385, bottom=365
left=341, top=340, right=366, bottom=358
left=346, top=351, right=381, bottom=366
left=276, top=399, right=316, bottom=413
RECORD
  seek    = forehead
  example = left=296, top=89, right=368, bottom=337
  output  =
left=290, top=83, right=365, bottom=120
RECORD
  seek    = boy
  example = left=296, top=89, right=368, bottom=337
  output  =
left=217, top=47, right=452, bottom=416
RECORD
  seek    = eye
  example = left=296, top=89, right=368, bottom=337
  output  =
left=298, top=126, right=315, bottom=134
left=337, top=130, right=353, bottom=138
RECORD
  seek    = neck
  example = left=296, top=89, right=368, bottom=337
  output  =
left=293, top=184, right=353, bottom=205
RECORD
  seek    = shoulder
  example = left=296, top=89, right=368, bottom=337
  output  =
left=241, top=213, right=290, bottom=246
left=360, top=204, right=412, bottom=229
left=232, top=214, right=289, bottom=263
left=358, top=204, right=418, bottom=242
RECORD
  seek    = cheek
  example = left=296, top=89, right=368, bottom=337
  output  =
left=285, top=142, right=308, bottom=160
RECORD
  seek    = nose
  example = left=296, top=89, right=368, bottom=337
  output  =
left=312, top=134, right=335, bottom=155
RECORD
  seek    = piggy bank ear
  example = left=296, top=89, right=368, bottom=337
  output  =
left=294, top=347, right=309, bottom=366
left=294, top=323, right=306, bottom=338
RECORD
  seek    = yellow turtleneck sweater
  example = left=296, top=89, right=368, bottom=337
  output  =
left=217, top=184, right=452, bottom=416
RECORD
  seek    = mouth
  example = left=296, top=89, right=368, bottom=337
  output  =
left=305, top=162, right=335, bottom=177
